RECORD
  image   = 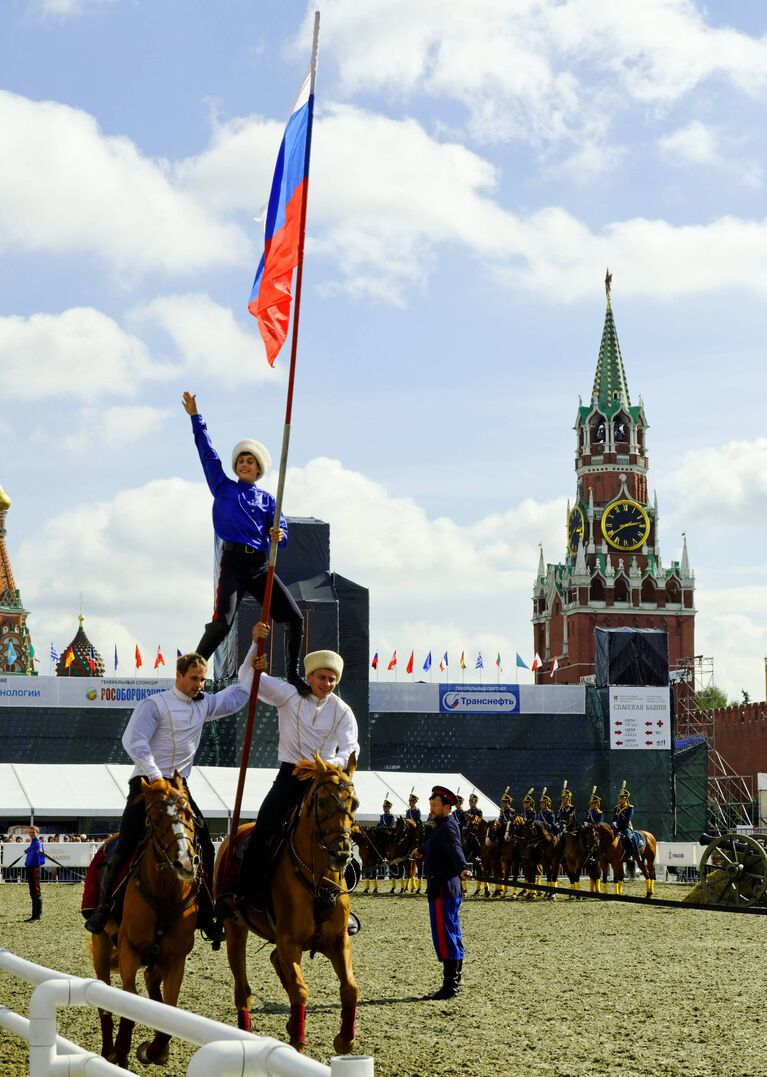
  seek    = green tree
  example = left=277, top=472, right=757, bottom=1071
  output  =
left=695, top=685, right=730, bottom=711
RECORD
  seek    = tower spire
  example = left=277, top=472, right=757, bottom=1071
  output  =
left=591, top=271, right=631, bottom=416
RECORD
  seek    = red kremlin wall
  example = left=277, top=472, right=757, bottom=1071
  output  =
left=711, top=702, right=767, bottom=785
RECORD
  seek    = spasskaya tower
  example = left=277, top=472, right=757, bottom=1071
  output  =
left=532, top=273, right=695, bottom=684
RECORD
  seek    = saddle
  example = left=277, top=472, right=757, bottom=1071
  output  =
left=80, top=836, right=139, bottom=925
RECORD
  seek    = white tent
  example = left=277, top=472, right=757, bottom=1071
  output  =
left=0, top=765, right=498, bottom=827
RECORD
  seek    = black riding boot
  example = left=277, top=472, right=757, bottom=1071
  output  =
left=84, top=854, right=123, bottom=934
left=285, top=621, right=311, bottom=696
left=428, top=959, right=460, bottom=1000
left=25, top=896, right=42, bottom=922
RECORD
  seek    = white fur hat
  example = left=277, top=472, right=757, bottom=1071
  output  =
left=231, top=440, right=271, bottom=478
left=304, top=649, right=344, bottom=682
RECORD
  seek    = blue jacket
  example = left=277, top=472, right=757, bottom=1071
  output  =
left=423, top=813, right=468, bottom=899
left=613, top=805, right=635, bottom=833
left=406, top=807, right=422, bottom=823
left=378, top=813, right=395, bottom=828
left=191, top=414, right=287, bottom=551
left=25, top=837, right=45, bottom=868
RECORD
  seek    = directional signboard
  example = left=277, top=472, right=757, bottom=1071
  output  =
left=609, top=686, right=671, bottom=751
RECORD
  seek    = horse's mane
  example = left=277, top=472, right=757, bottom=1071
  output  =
left=292, top=753, right=350, bottom=784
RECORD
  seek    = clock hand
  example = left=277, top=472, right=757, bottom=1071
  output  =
left=608, top=520, right=643, bottom=534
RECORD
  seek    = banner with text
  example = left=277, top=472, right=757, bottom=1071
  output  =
left=609, top=686, right=671, bottom=750
left=0, top=675, right=174, bottom=709
left=439, top=684, right=521, bottom=715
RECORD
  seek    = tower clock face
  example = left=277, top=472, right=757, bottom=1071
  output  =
left=568, top=505, right=585, bottom=554
left=601, top=499, right=650, bottom=551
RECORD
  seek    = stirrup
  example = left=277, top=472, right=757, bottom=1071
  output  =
left=84, top=905, right=111, bottom=935
left=347, top=912, right=361, bottom=936
left=214, top=893, right=239, bottom=921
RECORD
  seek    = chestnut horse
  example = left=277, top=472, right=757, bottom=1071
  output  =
left=560, top=827, right=600, bottom=894
left=521, top=820, right=562, bottom=898
left=593, top=822, right=657, bottom=897
left=215, top=752, right=359, bottom=1054
left=90, top=773, right=201, bottom=1068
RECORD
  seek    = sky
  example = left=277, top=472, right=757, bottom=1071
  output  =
left=1, top=0, right=767, bottom=701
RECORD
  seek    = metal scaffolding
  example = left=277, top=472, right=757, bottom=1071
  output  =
left=674, top=655, right=754, bottom=830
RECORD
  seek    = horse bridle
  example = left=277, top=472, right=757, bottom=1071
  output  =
left=144, top=791, right=200, bottom=876
left=310, top=774, right=358, bottom=856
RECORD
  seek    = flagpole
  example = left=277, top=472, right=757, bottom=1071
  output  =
left=227, top=12, right=320, bottom=853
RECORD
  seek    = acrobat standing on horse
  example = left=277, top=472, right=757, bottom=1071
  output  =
left=83, top=647, right=255, bottom=946
left=218, top=620, right=360, bottom=915
left=182, top=391, right=309, bottom=695
left=612, top=781, right=642, bottom=861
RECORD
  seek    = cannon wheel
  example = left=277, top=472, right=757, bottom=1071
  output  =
left=699, top=834, right=767, bottom=908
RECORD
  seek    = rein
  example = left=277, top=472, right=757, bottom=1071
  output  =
left=288, top=771, right=357, bottom=911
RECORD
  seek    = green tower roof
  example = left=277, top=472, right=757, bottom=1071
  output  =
left=590, top=284, right=631, bottom=419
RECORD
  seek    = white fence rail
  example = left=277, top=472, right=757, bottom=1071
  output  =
left=0, top=949, right=374, bottom=1077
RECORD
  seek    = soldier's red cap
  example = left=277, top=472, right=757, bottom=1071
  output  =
left=430, top=785, right=457, bottom=806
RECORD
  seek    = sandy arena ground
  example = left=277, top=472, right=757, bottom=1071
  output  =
left=2, top=880, right=767, bottom=1076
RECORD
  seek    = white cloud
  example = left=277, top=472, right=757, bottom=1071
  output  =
left=16, top=455, right=767, bottom=701
left=0, top=91, right=249, bottom=274
left=29, top=0, right=116, bottom=19
left=664, top=439, right=767, bottom=520
left=298, top=0, right=767, bottom=146
left=129, top=294, right=281, bottom=387
left=56, top=406, right=173, bottom=454
left=659, top=121, right=720, bottom=165
left=0, top=307, right=174, bottom=401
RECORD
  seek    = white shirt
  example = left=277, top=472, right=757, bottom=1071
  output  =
left=240, top=661, right=359, bottom=769
left=122, top=649, right=254, bottom=781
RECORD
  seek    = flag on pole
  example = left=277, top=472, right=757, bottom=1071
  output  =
left=406, top=651, right=414, bottom=675
left=154, top=646, right=165, bottom=670
left=496, top=652, right=503, bottom=672
left=423, top=651, right=432, bottom=672
left=371, top=652, right=379, bottom=670
left=387, top=651, right=397, bottom=671
left=550, top=655, right=559, bottom=677
left=516, top=653, right=529, bottom=670
left=135, top=644, right=142, bottom=670
left=50, top=643, right=60, bottom=664
left=531, top=652, right=542, bottom=672
left=6, top=639, right=17, bottom=665
left=88, top=645, right=96, bottom=672
left=475, top=653, right=483, bottom=670
left=460, top=651, right=466, bottom=670
left=114, top=644, right=119, bottom=671
left=64, top=647, right=75, bottom=669
left=177, top=649, right=182, bottom=658
left=248, top=65, right=315, bottom=365
left=439, top=651, right=448, bottom=672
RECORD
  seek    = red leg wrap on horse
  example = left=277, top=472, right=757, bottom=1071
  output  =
left=290, top=1003, right=306, bottom=1044
left=237, top=1009, right=252, bottom=1032
left=340, top=1005, right=357, bottom=1042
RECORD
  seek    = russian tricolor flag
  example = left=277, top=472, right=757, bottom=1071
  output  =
left=248, top=69, right=314, bottom=366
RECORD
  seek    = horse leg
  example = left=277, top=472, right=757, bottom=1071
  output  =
left=91, top=932, right=115, bottom=1059
left=274, top=940, right=309, bottom=1052
left=226, top=919, right=253, bottom=1032
left=643, top=848, right=656, bottom=898
left=135, top=960, right=185, bottom=1066
left=112, top=951, right=140, bottom=1068
left=326, top=933, right=360, bottom=1055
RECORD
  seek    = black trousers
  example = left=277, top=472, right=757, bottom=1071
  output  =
left=196, top=548, right=303, bottom=659
left=26, top=865, right=42, bottom=918
left=239, top=763, right=310, bottom=890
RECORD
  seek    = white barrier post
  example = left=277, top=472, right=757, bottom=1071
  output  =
left=330, top=1058, right=375, bottom=1076
left=187, top=1039, right=328, bottom=1077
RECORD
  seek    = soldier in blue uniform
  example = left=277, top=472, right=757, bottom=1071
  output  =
left=536, top=788, right=558, bottom=832
left=556, top=782, right=576, bottom=833
left=520, top=789, right=536, bottom=823
left=378, top=799, right=395, bottom=829
left=422, top=785, right=472, bottom=1000
left=454, top=794, right=467, bottom=830
left=613, top=782, right=641, bottom=860
left=583, top=787, right=604, bottom=826
left=498, top=789, right=514, bottom=823
left=406, top=792, right=422, bottom=823
left=466, top=792, right=483, bottom=820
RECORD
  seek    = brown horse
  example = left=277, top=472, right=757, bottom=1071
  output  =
left=90, top=773, right=200, bottom=1068
left=215, top=752, right=359, bottom=1054
left=560, top=827, right=600, bottom=894
left=593, top=822, right=657, bottom=896
left=520, top=820, right=562, bottom=898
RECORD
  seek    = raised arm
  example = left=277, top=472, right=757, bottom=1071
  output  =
left=183, top=389, right=227, bottom=495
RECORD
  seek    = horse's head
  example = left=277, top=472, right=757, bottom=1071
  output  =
left=141, top=772, right=198, bottom=882
left=293, top=752, right=360, bottom=874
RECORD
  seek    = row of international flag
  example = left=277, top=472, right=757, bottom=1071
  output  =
left=371, top=650, right=562, bottom=676
left=49, top=643, right=179, bottom=672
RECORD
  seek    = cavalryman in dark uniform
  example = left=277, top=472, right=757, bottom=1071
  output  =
left=520, top=789, right=536, bottom=823
left=537, top=788, right=558, bottom=833
left=498, top=788, right=514, bottom=823
left=466, top=792, right=483, bottom=820
left=613, top=781, right=641, bottom=860
left=557, top=781, right=576, bottom=833
left=379, top=799, right=395, bottom=829
left=583, top=787, right=603, bottom=826
left=406, top=791, right=422, bottom=823
left=422, top=785, right=471, bottom=1000
left=455, top=794, right=467, bottom=830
